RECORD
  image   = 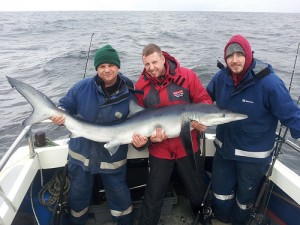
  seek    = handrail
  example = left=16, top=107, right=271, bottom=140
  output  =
left=0, top=125, right=34, bottom=172
left=0, top=125, right=35, bottom=214
left=285, top=138, right=300, bottom=154
left=0, top=189, right=17, bottom=212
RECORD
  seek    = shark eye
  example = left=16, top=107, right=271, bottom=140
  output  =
left=222, top=114, right=226, bottom=118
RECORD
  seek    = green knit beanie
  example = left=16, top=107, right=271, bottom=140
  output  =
left=94, top=44, right=121, bottom=70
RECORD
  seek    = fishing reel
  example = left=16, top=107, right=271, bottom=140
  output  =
left=55, top=201, right=69, bottom=215
left=193, top=205, right=213, bottom=225
left=202, top=205, right=213, bottom=219
left=201, top=206, right=213, bottom=225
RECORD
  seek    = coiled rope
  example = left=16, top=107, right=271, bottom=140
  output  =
left=38, top=169, right=70, bottom=214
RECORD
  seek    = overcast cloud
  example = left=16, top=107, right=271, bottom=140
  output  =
left=1, top=0, right=300, bottom=13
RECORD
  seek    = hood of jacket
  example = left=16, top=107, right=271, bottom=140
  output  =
left=224, top=34, right=253, bottom=79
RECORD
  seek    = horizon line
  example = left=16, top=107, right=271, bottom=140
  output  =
left=0, top=10, right=299, bottom=13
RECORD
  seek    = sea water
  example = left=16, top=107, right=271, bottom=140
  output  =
left=0, top=11, right=300, bottom=173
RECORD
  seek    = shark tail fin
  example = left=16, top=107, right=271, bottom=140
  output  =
left=23, top=110, right=55, bottom=126
left=6, top=76, right=59, bottom=126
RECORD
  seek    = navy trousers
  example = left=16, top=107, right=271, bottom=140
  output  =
left=68, top=163, right=133, bottom=225
left=138, top=154, right=206, bottom=225
left=212, top=151, right=269, bottom=225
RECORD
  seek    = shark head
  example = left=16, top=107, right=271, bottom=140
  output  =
left=184, top=104, right=248, bottom=126
left=198, top=110, right=248, bottom=126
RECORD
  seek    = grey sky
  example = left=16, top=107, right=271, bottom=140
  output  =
left=1, top=0, right=300, bottom=13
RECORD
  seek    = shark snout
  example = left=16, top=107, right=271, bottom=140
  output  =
left=230, top=113, right=248, bottom=121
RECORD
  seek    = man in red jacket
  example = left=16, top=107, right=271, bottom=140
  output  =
left=132, top=43, right=212, bottom=225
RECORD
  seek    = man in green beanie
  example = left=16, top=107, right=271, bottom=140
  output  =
left=52, top=44, right=135, bottom=225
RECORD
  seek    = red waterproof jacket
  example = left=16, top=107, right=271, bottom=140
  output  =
left=135, top=51, right=212, bottom=159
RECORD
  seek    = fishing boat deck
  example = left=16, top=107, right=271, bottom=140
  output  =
left=90, top=193, right=282, bottom=225
left=87, top=195, right=231, bottom=225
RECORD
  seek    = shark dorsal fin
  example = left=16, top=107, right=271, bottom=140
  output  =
left=128, top=99, right=145, bottom=117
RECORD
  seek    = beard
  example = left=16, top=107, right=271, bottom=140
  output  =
left=229, top=62, right=244, bottom=75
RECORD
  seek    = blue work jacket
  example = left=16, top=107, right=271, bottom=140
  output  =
left=59, top=74, right=134, bottom=173
left=207, top=59, right=300, bottom=163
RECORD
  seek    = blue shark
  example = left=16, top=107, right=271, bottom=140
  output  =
left=7, top=76, right=247, bottom=166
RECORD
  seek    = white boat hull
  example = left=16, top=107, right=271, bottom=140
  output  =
left=1, top=133, right=300, bottom=225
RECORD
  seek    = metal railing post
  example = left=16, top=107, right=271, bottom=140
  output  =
left=26, top=128, right=36, bottom=158
left=0, top=125, right=32, bottom=172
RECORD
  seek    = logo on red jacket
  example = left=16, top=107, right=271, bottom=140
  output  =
left=173, top=90, right=184, bottom=97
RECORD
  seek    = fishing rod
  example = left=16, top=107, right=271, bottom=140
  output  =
left=276, top=42, right=300, bottom=139
left=246, top=139, right=280, bottom=225
left=52, top=164, right=69, bottom=225
left=246, top=100, right=300, bottom=225
left=192, top=180, right=212, bottom=225
left=83, top=33, right=94, bottom=79
left=259, top=96, right=300, bottom=214
left=192, top=132, right=213, bottom=225
left=274, top=42, right=300, bottom=152
left=288, top=42, right=300, bottom=92
left=247, top=42, right=300, bottom=225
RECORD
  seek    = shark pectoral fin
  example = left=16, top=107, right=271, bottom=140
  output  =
left=104, top=141, right=121, bottom=156
left=180, top=121, right=196, bottom=171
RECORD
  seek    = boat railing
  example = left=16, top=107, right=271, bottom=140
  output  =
left=0, top=125, right=36, bottom=215
left=285, top=138, right=300, bottom=154
left=1, top=124, right=300, bottom=173
left=0, top=125, right=35, bottom=173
